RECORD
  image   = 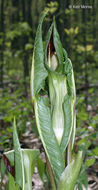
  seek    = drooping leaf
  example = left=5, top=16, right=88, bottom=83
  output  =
left=34, top=96, right=64, bottom=185
left=57, top=151, right=83, bottom=190
left=31, top=11, right=48, bottom=99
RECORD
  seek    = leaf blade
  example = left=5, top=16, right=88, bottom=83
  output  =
left=31, top=12, right=48, bottom=99
left=22, top=149, right=39, bottom=190
left=13, top=118, right=24, bottom=188
left=34, top=96, right=64, bottom=185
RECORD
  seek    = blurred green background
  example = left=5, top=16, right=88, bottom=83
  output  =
left=0, top=0, right=98, bottom=187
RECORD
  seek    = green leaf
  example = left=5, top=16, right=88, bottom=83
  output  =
left=57, top=151, right=83, bottom=190
left=31, top=12, right=48, bottom=99
left=92, top=147, right=98, bottom=156
left=85, top=158, right=95, bottom=168
left=63, top=52, right=76, bottom=151
left=77, top=183, right=83, bottom=190
left=63, top=48, right=68, bottom=61
left=77, top=167, right=88, bottom=189
left=7, top=173, right=20, bottom=190
left=22, top=149, right=39, bottom=190
left=60, top=95, right=73, bottom=153
left=64, top=57, right=76, bottom=100
left=13, top=118, right=24, bottom=188
left=34, top=96, right=64, bottom=185
left=4, top=149, right=39, bottom=190
left=0, top=159, right=6, bottom=180
left=37, top=157, right=45, bottom=182
left=4, top=150, right=14, bottom=165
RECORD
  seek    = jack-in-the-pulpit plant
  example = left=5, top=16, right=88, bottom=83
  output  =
left=31, top=11, right=83, bottom=190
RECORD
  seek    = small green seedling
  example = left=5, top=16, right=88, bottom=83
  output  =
left=2, top=119, right=39, bottom=190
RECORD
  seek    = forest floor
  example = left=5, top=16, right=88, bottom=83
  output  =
left=0, top=125, right=98, bottom=190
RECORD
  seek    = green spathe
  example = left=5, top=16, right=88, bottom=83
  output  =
left=48, top=71, right=67, bottom=144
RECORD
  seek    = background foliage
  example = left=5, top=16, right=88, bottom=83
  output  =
left=0, top=0, right=98, bottom=189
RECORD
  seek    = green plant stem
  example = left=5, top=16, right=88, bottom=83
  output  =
left=46, top=156, right=57, bottom=190
left=62, top=152, right=66, bottom=167
left=67, top=133, right=73, bottom=165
